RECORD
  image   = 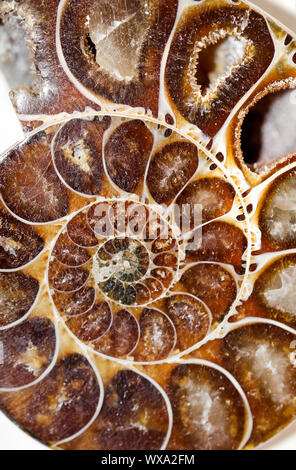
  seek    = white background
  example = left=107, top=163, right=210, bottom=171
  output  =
left=0, top=0, right=296, bottom=451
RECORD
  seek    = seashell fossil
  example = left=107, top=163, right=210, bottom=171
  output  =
left=1, top=0, right=296, bottom=450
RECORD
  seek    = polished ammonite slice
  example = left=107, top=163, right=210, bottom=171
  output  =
left=0, top=0, right=296, bottom=451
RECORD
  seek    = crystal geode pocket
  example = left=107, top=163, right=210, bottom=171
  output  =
left=1, top=0, right=296, bottom=450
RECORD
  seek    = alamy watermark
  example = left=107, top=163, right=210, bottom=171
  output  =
left=0, top=341, right=3, bottom=365
left=91, top=201, right=203, bottom=250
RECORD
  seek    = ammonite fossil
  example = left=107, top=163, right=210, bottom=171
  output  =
left=1, top=0, right=296, bottom=450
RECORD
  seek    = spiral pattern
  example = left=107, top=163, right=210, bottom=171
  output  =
left=0, top=0, right=296, bottom=451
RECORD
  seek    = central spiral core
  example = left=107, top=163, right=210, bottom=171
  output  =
left=93, top=237, right=149, bottom=304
